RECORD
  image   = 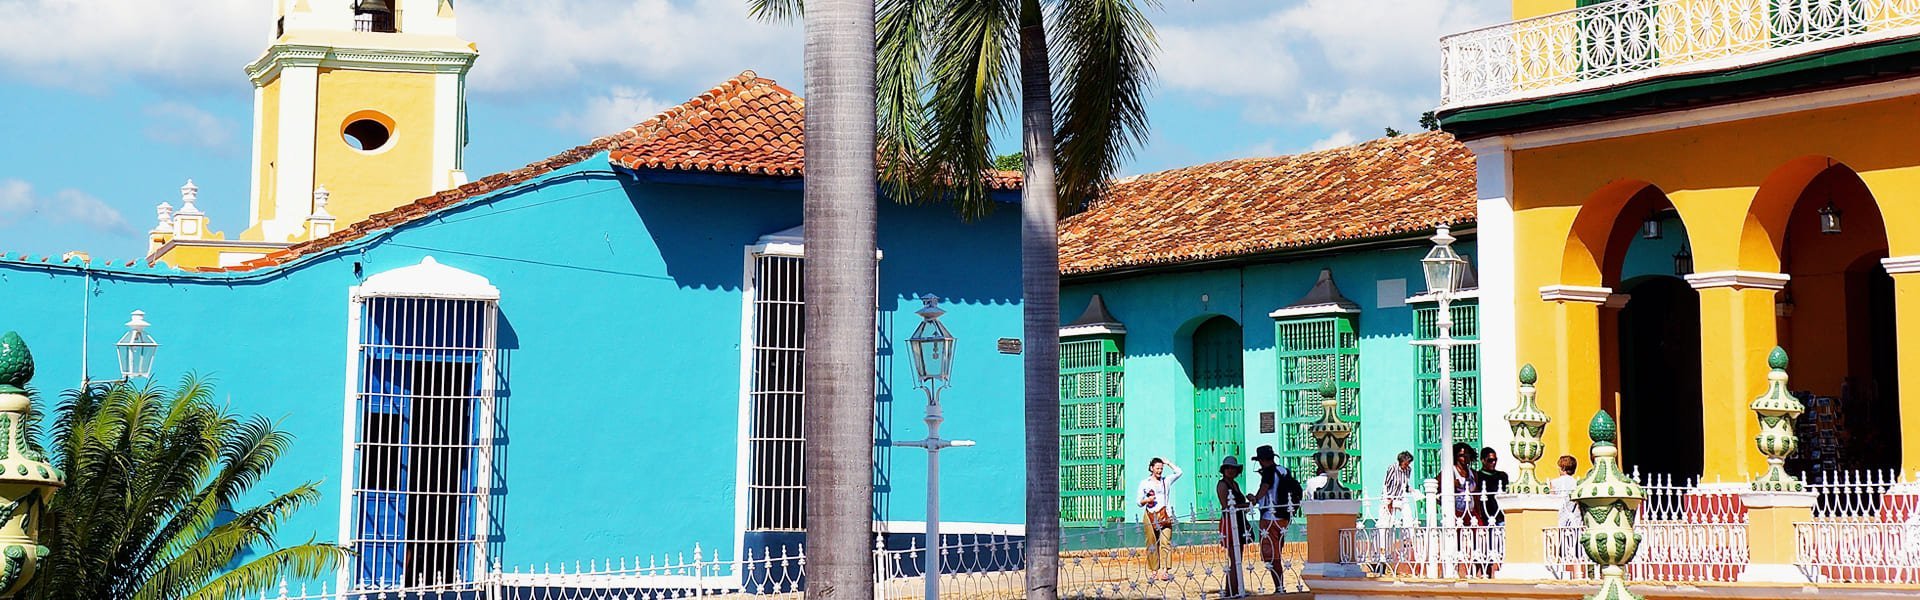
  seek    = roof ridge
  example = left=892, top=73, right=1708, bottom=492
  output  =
left=1117, top=131, right=1457, bottom=184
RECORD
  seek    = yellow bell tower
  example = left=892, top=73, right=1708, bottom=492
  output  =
left=149, top=0, right=477, bottom=268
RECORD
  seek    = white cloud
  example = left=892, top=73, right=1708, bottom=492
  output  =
left=1157, top=0, right=1504, bottom=142
left=1309, top=130, right=1358, bottom=151
left=0, top=0, right=265, bottom=88
left=143, top=102, right=237, bottom=153
left=0, top=179, right=132, bottom=234
left=553, top=86, right=672, bottom=137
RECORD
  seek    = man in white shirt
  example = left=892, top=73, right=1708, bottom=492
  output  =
left=1136, top=457, right=1182, bottom=581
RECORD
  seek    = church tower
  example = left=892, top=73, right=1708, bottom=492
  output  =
left=150, top=0, right=477, bottom=267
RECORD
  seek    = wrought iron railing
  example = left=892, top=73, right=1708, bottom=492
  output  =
left=1438, top=0, right=1920, bottom=109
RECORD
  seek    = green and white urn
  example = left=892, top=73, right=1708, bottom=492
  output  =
left=1750, top=347, right=1804, bottom=492
left=1572, top=410, right=1643, bottom=600
left=0, top=333, right=59, bottom=597
left=1503, top=363, right=1552, bottom=494
left=1308, top=382, right=1353, bottom=500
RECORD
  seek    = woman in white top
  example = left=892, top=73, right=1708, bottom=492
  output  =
left=1550, top=455, right=1580, bottom=528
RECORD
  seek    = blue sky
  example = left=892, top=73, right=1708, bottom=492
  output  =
left=0, top=0, right=1504, bottom=258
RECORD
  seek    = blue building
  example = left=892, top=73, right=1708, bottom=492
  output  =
left=0, top=72, right=1027, bottom=588
left=1052, top=132, right=1485, bottom=525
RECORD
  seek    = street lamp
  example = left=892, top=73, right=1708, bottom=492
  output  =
left=85, top=310, right=159, bottom=386
left=1415, top=227, right=1475, bottom=543
left=115, top=310, right=159, bottom=380
left=896, top=295, right=974, bottom=599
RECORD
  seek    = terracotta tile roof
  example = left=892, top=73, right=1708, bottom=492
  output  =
left=606, top=72, right=1020, bottom=188
left=194, top=71, right=1019, bottom=273
left=1058, top=131, right=1476, bottom=276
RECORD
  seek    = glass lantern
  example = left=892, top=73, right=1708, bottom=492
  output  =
left=907, top=295, right=956, bottom=392
left=115, top=310, right=159, bottom=380
left=1421, top=227, right=1466, bottom=296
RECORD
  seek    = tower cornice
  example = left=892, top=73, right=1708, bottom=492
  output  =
left=247, top=43, right=477, bottom=85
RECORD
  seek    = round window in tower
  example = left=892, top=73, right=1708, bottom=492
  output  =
left=342, top=111, right=395, bottom=152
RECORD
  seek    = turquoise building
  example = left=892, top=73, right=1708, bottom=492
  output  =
left=1053, top=132, right=1485, bottom=525
left=0, top=73, right=1028, bottom=589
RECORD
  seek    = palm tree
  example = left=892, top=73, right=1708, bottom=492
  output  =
left=753, top=2, right=1155, bottom=597
left=26, top=377, right=346, bottom=600
left=789, top=0, right=881, bottom=599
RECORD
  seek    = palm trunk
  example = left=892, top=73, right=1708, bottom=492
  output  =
left=803, top=1, right=878, bottom=600
left=1018, top=0, right=1061, bottom=598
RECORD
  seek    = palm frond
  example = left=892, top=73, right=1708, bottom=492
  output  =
left=876, top=0, right=938, bottom=205
left=180, top=543, right=348, bottom=600
left=921, top=0, right=1020, bottom=219
left=748, top=0, right=804, bottom=22
left=1049, top=0, right=1158, bottom=214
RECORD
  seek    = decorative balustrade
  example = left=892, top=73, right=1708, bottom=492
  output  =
left=1793, top=469, right=1920, bottom=583
left=1438, top=0, right=1920, bottom=109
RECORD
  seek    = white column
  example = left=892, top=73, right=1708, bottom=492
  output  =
left=1466, top=137, right=1518, bottom=465
left=248, top=84, right=266, bottom=227
left=433, top=72, right=462, bottom=191
left=272, top=64, right=320, bottom=241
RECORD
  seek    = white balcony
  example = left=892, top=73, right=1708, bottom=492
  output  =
left=1438, top=0, right=1920, bottom=111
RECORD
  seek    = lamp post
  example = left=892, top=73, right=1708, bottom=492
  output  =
left=895, top=295, right=974, bottom=599
left=1415, top=227, right=1473, bottom=535
left=85, top=310, right=160, bottom=387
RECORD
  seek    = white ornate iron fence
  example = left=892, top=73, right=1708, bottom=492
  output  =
left=1338, top=491, right=1506, bottom=579
left=1807, top=469, right=1915, bottom=520
left=1438, top=0, right=1920, bottom=109
left=1795, top=521, right=1920, bottom=584
left=1544, top=522, right=1749, bottom=583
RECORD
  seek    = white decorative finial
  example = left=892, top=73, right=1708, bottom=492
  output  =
left=153, top=202, right=175, bottom=232
left=176, top=179, right=202, bottom=215
left=312, top=185, right=332, bottom=217
left=126, top=310, right=150, bottom=332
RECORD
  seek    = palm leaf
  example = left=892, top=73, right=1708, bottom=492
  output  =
left=921, top=0, right=1019, bottom=219
left=1049, top=0, right=1158, bottom=214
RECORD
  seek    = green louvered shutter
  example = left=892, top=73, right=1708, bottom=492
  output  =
left=1413, top=301, right=1481, bottom=482
left=1060, top=336, right=1126, bottom=527
left=1274, top=315, right=1361, bottom=489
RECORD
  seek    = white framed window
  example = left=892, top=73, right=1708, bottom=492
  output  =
left=341, top=257, right=500, bottom=590
left=746, top=252, right=806, bottom=531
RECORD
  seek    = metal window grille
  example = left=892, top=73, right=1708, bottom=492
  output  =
left=1413, top=302, right=1480, bottom=482
left=1059, top=336, right=1125, bottom=527
left=1274, top=315, right=1360, bottom=488
left=748, top=255, right=806, bottom=531
left=350, top=296, right=498, bottom=589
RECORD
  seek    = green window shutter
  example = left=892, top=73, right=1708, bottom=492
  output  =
left=1060, top=336, right=1125, bottom=527
left=1413, top=301, right=1481, bottom=483
left=1274, top=315, right=1360, bottom=490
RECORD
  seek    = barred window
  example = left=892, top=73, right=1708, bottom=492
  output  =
left=1274, top=315, right=1360, bottom=487
left=748, top=254, right=806, bottom=531
left=1413, top=301, right=1480, bottom=481
left=1059, top=337, right=1124, bottom=526
left=350, top=295, right=498, bottom=589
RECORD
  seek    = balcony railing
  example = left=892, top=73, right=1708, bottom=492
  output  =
left=1438, top=0, right=1920, bottom=110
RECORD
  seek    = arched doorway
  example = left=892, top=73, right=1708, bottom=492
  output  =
left=1771, top=163, right=1898, bottom=472
left=1618, top=275, right=1703, bottom=476
left=1189, top=316, right=1245, bottom=515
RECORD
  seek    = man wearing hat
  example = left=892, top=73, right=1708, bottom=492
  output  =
left=1251, top=445, right=1303, bottom=589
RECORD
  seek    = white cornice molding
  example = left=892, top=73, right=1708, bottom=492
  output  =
left=1883, top=255, right=1920, bottom=275
left=248, top=44, right=477, bottom=84
left=1460, top=136, right=1512, bottom=157
left=1406, top=289, right=1481, bottom=304
left=1685, top=270, right=1790, bottom=291
left=1503, top=73, right=1920, bottom=151
left=1538, top=285, right=1612, bottom=303
left=1059, top=324, right=1127, bottom=338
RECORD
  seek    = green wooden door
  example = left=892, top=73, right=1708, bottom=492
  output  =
left=1190, top=317, right=1245, bottom=518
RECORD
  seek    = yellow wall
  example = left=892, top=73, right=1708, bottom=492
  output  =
left=256, top=78, right=282, bottom=232
left=309, top=68, right=438, bottom=235
left=1513, top=0, right=1576, bottom=19
left=1510, top=94, right=1920, bottom=478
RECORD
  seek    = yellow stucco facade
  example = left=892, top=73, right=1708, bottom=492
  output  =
left=1509, top=94, right=1920, bottom=479
left=293, top=68, right=440, bottom=233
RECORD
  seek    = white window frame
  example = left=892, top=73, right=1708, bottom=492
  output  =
left=338, top=256, right=501, bottom=591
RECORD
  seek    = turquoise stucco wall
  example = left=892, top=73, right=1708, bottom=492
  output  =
left=0, top=153, right=1025, bottom=572
left=1062, top=239, right=1479, bottom=520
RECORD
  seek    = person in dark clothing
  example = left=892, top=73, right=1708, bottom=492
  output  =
left=1477, top=446, right=1510, bottom=525
left=1252, top=445, right=1303, bottom=590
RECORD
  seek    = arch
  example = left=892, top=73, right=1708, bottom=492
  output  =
left=1740, top=156, right=1894, bottom=273
left=1560, top=179, right=1684, bottom=288
left=1186, top=315, right=1245, bottom=516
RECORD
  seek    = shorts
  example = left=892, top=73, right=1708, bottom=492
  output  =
left=1260, top=519, right=1288, bottom=561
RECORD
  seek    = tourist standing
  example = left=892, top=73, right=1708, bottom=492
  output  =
left=1252, top=446, right=1302, bottom=590
left=1217, top=456, right=1251, bottom=597
left=1382, top=451, right=1415, bottom=527
left=1477, top=447, right=1510, bottom=525
left=1550, top=455, right=1580, bottom=528
left=1136, top=457, right=1183, bottom=582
